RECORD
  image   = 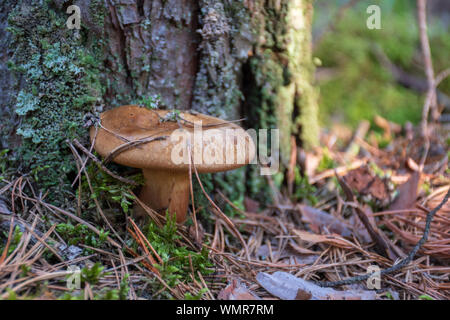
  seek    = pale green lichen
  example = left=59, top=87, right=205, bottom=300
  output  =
left=7, top=0, right=106, bottom=204
left=192, top=0, right=252, bottom=120
left=191, top=0, right=254, bottom=211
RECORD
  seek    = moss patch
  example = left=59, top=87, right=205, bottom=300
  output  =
left=7, top=0, right=106, bottom=204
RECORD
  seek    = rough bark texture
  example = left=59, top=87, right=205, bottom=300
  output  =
left=0, top=0, right=319, bottom=208
left=102, top=0, right=200, bottom=110
left=0, top=1, right=19, bottom=149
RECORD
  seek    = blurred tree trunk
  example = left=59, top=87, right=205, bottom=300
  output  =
left=0, top=0, right=318, bottom=204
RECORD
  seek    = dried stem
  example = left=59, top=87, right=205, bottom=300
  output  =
left=418, top=0, right=437, bottom=134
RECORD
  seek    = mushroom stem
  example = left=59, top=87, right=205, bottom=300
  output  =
left=138, top=169, right=190, bottom=223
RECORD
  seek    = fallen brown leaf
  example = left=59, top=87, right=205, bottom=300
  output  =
left=389, top=171, right=420, bottom=211
left=297, top=204, right=353, bottom=238
left=244, top=197, right=260, bottom=213
left=257, top=271, right=377, bottom=300
left=343, top=166, right=389, bottom=201
left=292, top=229, right=358, bottom=250
left=217, top=279, right=260, bottom=300
left=188, top=221, right=205, bottom=248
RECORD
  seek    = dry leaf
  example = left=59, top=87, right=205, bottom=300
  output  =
left=244, top=197, right=260, bottom=213
left=257, top=271, right=377, bottom=300
left=292, top=229, right=358, bottom=250
left=218, top=279, right=260, bottom=300
left=188, top=221, right=205, bottom=247
left=297, top=204, right=353, bottom=238
left=343, top=166, right=389, bottom=201
left=389, top=171, right=420, bottom=211
left=0, top=198, right=11, bottom=215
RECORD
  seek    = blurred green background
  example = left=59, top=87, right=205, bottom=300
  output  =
left=313, top=0, right=450, bottom=129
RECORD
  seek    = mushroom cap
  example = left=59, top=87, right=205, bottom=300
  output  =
left=90, top=105, right=256, bottom=173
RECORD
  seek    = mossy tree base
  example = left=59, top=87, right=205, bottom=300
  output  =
left=1, top=0, right=319, bottom=210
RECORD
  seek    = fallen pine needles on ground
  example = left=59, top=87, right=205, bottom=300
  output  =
left=0, top=122, right=448, bottom=300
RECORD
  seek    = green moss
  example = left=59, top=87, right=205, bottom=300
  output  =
left=292, top=167, right=317, bottom=205
left=252, top=1, right=319, bottom=154
left=7, top=1, right=106, bottom=205
left=0, top=225, right=23, bottom=257
left=60, top=264, right=130, bottom=300
left=246, top=165, right=273, bottom=207
left=82, top=162, right=143, bottom=214
left=88, top=0, right=107, bottom=29
left=191, top=1, right=319, bottom=207
left=141, top=214, right=214, bottom=298
left=213, top=168, right=246, bottom=217
left=317, top=147, right=336, bottom=172
left=242, top=0, right=319, bottom=199
left=55, top=223, right=109, bottom=255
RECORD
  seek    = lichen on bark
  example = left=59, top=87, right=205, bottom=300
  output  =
left=247, top=0, right=319, bottom=163
left=5, top=0, right=105, bottom=204
left=193, top=0, right=320, bottom=208
left=192, top=0, right=253, bottom=120
left=1, top=0, right=319, bottom=211
left=190, top=0, right=253, bottom=214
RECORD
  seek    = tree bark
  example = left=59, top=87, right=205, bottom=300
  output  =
left=0, top=0, right=319, bottom=205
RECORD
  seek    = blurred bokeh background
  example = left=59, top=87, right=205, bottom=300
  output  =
left=313, top=0, right=449, bottom=132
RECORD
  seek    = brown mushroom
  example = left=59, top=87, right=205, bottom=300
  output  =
left=90, top=105, right=256, bottom=223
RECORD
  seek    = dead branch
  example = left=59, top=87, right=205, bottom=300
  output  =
left=317, top=187, right=450, bottom=287
left=71, top=139, right=138, bottom=186
left=418, top=0, right=438, bottom=134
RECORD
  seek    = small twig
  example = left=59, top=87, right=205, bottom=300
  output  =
left=103, top=135, right=167, bottom=165
left=317, top=187, right=450, bottom=287
left=71, top=139, right=138, bottom=186
left=128, top=217, right=163, bottom=265
left=419, top=136, right=430, bottom=170
left=178, top=116, right=246, bottom=128
left=0, top=271, right=73, bottom=299
left=0, top=215, right=15, bottom=265
left=344, top=120, right=370, bottom=161
left=187, top=143, right=199, bottom=244
left=149, top=108, right=245, bottom=128
left=191, top=162, right=250, bottom=261
left=15, top=193, right=121, bottom=249
left=435, top=68, right=450, bottom=86
left=68, top=140, right=125, bottom=245
left=72, top=125, right=98, bottom=187
left=130, top=191, right=166, bottom=228
left=418, top=0, right=437, bottom=134
left=309, top=159, right=367, bottom=184
left=126, top=227, right=160, bottom=275
left=98, top=122, right=130, bottom=143
left=17, top=222, right=64, bottom=263
left=337, top=174, right=393, bottom=258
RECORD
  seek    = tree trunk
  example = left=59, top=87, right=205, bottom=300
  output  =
left=0, top=0, right=319, bottom=206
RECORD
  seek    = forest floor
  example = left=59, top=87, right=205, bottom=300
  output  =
left=0, top=118, right=448, bottom=300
